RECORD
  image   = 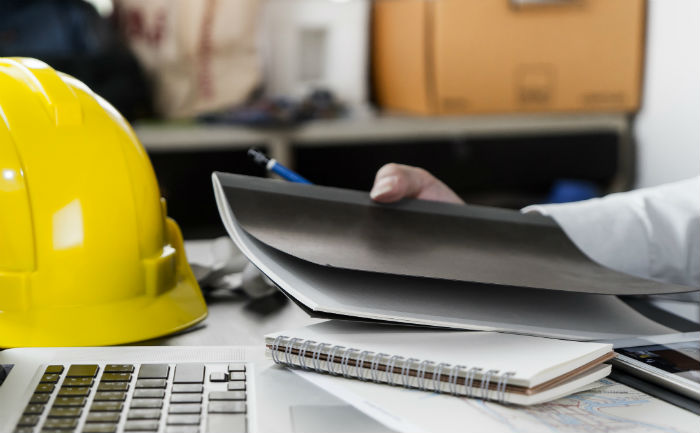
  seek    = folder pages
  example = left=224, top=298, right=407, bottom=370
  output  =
left=213, top=172, right=685, bottom=340
left=265, top=321, right=614, bottom=406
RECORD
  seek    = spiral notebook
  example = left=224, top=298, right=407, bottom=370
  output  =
left=265, top=321, right=614, bottom=406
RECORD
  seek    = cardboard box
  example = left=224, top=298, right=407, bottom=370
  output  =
left=372, top=0, right=646, bottom=114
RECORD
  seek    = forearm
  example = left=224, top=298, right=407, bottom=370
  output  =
left=523, top=177, right=700, bottom=288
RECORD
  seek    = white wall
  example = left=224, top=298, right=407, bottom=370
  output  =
left=634, top=0, right=700, bottom=188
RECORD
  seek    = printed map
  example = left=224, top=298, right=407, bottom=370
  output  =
left=464, top=379, right=697, bottom=433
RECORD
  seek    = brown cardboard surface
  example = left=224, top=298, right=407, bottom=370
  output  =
left=372, top=0, right=434, bottom=113
left=373, top=0, right=645, bottom=114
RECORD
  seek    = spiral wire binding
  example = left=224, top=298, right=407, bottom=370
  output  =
left=285, top=337, right=302, bottom=366
left=340, top=348, right=359, bottom=378
left=448, top=364, right=465, bottom=395
left=370, top=353, right=388, bottom=383
left=356, top=351, right=373, bottom=381
left=433, top=363, right=449, bottom=393
left=269, top=337, right=518, bottom=403
left=416, top=360, right=434, bottom=391
left=327, top=345, right=345, bottom=375
left=401, top=358, right=419, bottom=387
left=312, top=343, right=330, bottom=373
left=480, top=370, right=498, bottom=400
left=385, top=355, right=403, bottom=385
left=298, top=340, right=316, bottom=370
left=271, top=335, right=286, bottom=364
left=496, top=371, right=516, bottom=403
left=464, top=367, right=482, bottom=397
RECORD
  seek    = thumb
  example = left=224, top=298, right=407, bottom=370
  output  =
left=370, top=164, right=430, bottom=203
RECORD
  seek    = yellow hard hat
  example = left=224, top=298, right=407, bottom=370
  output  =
left=0, top=58, right=207, bottom=347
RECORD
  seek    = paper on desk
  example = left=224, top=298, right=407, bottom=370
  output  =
left=293, top=370, right=700, bottom=433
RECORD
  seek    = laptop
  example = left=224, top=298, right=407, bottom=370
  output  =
left=0, top=346, right=395, bottom=433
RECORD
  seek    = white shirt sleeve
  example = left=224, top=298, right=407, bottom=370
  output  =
left=522, top=177, right=699, bottom=288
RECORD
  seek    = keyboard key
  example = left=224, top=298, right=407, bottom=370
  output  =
left=127, top=409, right=162, bottom=420
left=66, top=364, right=99, bottom=378
left=82, top=423, right=118, bottom=433
left=228, top=372, right=245, bottom=381
left=58, top=387, right=90, bottom=397
left=93, top=391, right=126, bottom=401
left=209, top=391, right=246, bottom=401
left=62, top=377, right=94, bottom=387
left=97, top=382, right=129, bottom=392
left=135, top=379, right=167, bottom=388
left=100, top=373, right=132, bottom=382
left=129, top=399, right=163, bottom=409
left=104, top=364, right=134, bottom=373
left=53, top=396, right=87, bottom=407
left=34, top=384, right=55, bottom=393
left=171, top=394, right=202, bottom=403
left=40, top=374, right=60, bottom=383
left=207, top=414, right=246, bottom=433
left=44, top=365, right=64, bottom=375
left=227, top=363, right=246, bottom=373
left=29, top=394, right=50, bottom=404
left=172, top=384, right=204, bottom=393
left=168, top=404, right=201, bottom=414
left=48, top=407, right=82, bottom=418
left=227, top=382, right=246, bottom=391
left=138, top=364, right=169, bottom=379
left=133, top=389, right=165, bottom=399
left=14, top=428, right=35, bottom=433
left=174, top=364, right=205, bottom=384
left=90, top=401, right=124, bottom=412
left=86, top=412, right=121, bottom=423
left=43, top=417, right=78, bottom=429
left=167, top=414, right=201, bottom=425
left=166, top=426, right=200, bottom=433
left=124, top=420, right=159, bottom=431
left=209, top=372, right=227, bottom=382
left=16, top=415, right=40, bottom=426
left=23, top=404, right=44, bottom=415
left=208, top=401, right=246, bottom=414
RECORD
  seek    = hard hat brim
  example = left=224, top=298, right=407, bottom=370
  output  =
left=0, top=219, right=208, bottom=347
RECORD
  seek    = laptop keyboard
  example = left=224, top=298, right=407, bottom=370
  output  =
left=14, top=362, right=249, bottom=433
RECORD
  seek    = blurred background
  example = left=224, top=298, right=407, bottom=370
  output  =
left=2, top=0, right=698, bottom=239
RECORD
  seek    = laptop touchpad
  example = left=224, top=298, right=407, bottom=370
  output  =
left=255, top=366, right=398, bottom=432
left=291, top=404, right=397, bottom=433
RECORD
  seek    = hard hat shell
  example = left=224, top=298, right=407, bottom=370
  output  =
left=0, top=58, right=207, bottom=347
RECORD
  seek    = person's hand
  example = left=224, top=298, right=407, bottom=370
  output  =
left=369, top=163, right=464, bottom=204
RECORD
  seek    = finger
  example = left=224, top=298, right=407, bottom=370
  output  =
left=369, top=175, right=398, bottom=202
left=370, top=163, right=430, bottom=202
left=371, top=163, right=465, bottom=204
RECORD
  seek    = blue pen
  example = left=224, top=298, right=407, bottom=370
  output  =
left=247, top=148, right=312, bottom=184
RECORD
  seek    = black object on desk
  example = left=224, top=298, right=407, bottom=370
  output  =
left=609, top=368, right=700, bottom=415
